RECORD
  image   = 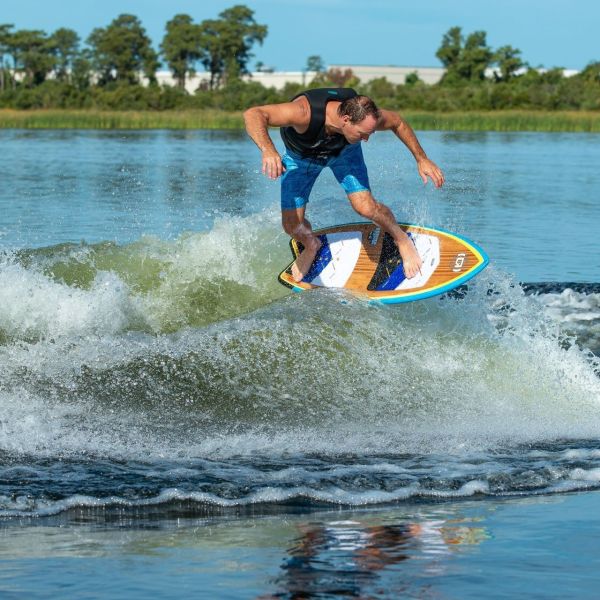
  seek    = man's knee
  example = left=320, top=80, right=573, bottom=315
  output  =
left=349, top=191, right=378, bottom=220
left=282, top=210, right=307, bottom=237
left=282, top=214, right=298, bottom=235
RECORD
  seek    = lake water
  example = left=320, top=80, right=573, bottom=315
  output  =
left=0, top=129, right=599, bottom=598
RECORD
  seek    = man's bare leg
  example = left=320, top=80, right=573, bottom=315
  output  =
left=282, top=207, right=322, bottom=282
left=348, top=191, right=422, bottom=278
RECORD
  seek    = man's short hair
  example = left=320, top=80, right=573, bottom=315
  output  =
left=338, top=95, right=381, bottom=123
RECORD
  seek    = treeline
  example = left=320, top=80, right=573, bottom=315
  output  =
left=0, top=9, right=598, bottom=112
left=0, top=5, right=267, bottom=109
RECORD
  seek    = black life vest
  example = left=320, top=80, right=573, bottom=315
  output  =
left=280, top=88, right=357, bottom=158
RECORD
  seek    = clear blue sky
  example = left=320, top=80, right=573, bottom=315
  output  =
left=2, top=0, right=598, bottom=71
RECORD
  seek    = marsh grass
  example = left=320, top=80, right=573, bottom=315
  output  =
left=0, top=109, right=244, bottom=129
left=0, top=109, right=599, bottom=132
left=404, top=111, right=600, bottom=132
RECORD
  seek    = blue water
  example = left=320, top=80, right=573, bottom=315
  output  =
left=2, top=129, right=599, bottom=282
left=0, top=129, right=599, bottom=598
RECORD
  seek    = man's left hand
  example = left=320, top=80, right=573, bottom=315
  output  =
left=417, top=159, right=445, bottom=188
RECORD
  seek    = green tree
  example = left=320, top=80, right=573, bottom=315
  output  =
left=197, top=19, right=224, bottom=89
left=87, top=14, right=159, bottom=85
left=365, top=76, right=395, bottom=99
left=71, top=48, right=93, bottom=91
left=405, top=71, right=422, bottom=86
left=199, top=5, right=267, bottom=89
left=49, top=28, right=80, bottom=82
left=457, top=31, right=493, bottom=81
left=0, top=24, right=14, bottom=91
left=437, top=27, right=493, bottom=84
left=578, top=60, right=600, bottom=83
left=160, top=14, right=204, bottom=90
left=493, top=45, right=525, bottom=81
left=436, top=26, right=462, bottom=70
left=7, top=29, right=55, bottom=86
left=578, top=61, right=600, bottom=109
left=313, top=68, right=359, bottom=88
left=306, top=55, right=325, bottom=73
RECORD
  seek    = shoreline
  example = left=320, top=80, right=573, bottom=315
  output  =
left=0, top=109, right=599, bottom=132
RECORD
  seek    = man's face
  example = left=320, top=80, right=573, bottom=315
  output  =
left=341, top=114, right=378, bottom=144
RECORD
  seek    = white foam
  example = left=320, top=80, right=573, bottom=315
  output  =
left=0, top=253, right=598, bottom=462
left=570, top=468, right=600, bottom=482
left=0, top=262, right=142, bottom=340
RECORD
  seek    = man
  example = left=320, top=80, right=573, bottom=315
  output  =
left=244, top=88, right=444, bottom=282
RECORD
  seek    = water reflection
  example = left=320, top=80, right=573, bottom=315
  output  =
left=441, top=131, right=491, bottom=144
left=264, top=517, right=489, bottom=599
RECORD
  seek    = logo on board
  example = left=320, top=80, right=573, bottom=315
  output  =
left=452, top=253, right=466, bottom=272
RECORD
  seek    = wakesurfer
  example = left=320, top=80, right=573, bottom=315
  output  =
left=244, top=88, right=445, bottom=282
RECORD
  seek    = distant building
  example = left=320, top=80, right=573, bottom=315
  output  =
left=241, top=65, right=446, bottom=88
left=152, top=65, right=442, bottom=92
left=330, top=65, right=579, bottom=85
left=244, top=70, right=319, bottom=89
left=153, top=70, right=315, bottom=93
left=135, top=64, right=581, bottom=93
left=154, top=71, right=204, bottom=94
left=329, top=65, right=445, bottom=85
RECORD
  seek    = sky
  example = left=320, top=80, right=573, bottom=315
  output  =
left=2, top=0, right=598, bottom=72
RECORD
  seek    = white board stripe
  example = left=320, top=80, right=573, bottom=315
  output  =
left=311, top=232, right=363, bottom=288
left=395, top=234, right=440, bottom=290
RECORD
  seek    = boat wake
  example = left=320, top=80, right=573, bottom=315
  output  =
left=0, top=216, right=599, bottom=519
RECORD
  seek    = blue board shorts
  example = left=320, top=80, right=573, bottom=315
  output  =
left=280, top=143, right=371, bottom=211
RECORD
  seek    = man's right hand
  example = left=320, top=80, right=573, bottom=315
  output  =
left=262, top=150, right=285, bottom=180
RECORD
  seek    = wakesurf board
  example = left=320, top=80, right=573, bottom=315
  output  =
left=278, top=222, right=489, bottom=304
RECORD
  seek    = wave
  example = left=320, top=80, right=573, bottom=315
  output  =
left=0, top=213, right=598, bottom=463
left=1, top=216, right=600, bottom=518
left=0, top=216, right=599, bottom=348
left=3, top=441, right=600, bottom=519
left=1, top=276, right=599, bottom=460
left=0, top=211, right=287, bottom=341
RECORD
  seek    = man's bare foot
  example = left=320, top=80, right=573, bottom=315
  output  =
left=291, top=237, right=322, bottom=282
left=396, top=234, right=422, bottom=279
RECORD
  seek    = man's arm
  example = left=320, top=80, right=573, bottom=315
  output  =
left=243, top=100, right=308, bottom=180
left=377, top=109, right=445, bottom=188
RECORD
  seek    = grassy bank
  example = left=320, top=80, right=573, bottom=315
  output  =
left=0, top=109, right=599, bottom=132
left=404, top=111, right=600, bottom=133
left=0, top=109, right=244, bottom=130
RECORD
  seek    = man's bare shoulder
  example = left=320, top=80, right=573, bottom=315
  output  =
left=288, top=95, right=310, bottom=132
left=247, top=95, right=310, bottom=130
left=376, top=108, right=403, bottom=131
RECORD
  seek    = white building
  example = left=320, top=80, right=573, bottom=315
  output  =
left=244, top=70, right=319, bottom=89
left=152, top=64, right=578, bottom=93
left=153, top=66, right=443, bottom=92
left=328, top=65, right=445, bottom=85
left=154, top=70, right=319, bottom=93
